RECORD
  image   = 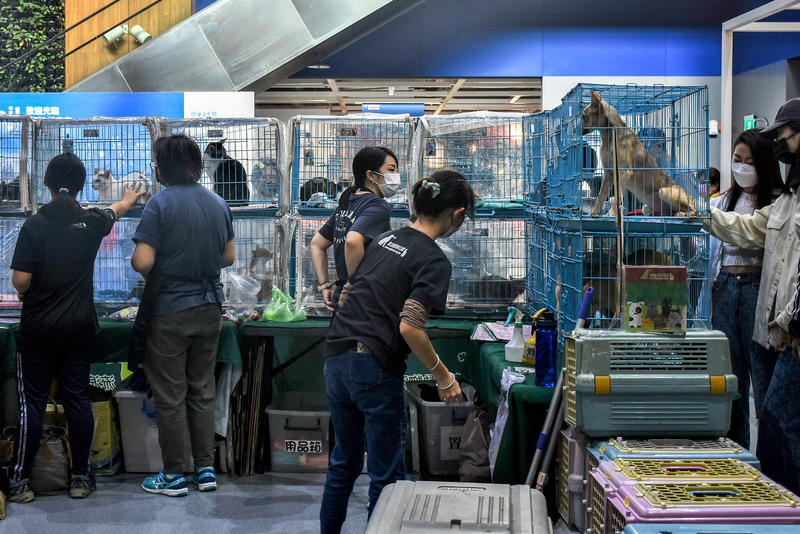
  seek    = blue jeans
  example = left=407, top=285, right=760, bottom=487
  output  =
left=757, top=349, right=800, bottom=494
left=712, top=270, right=779, bottom=449
left=320, top=348, right=406, bottom=534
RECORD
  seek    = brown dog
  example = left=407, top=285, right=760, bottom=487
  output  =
left=582, top=91, right=695, bottom=217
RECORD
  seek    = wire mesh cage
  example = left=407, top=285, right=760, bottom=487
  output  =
left=223, top=217, right=279, bottom=305
left=32, top=118, right=155, bottom=209
left=0, top=116, right=32, bottom=212
left=157, top=118, right=287, bottom=210
left=0, top=216, right=25, bottom=306
left=526, top=220, right=548, bottom=314
left=546, top=84, right=708, bottom=219
left=545, top=224, right=710, bottom=333
left=523, top=111, right=548, bottom=208
left=440, top=218, right=526, bottom=309
left=289, top=114, right=414, bottom=210
left=411, top=112, right=526, bottom=206
left=94, top=218, right=144, bottom=303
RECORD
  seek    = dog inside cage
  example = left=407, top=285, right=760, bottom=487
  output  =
left=548, top=85, right=708, bottom=218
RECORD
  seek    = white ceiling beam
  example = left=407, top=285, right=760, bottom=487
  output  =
left=327, top=79, right=348, bottom=115
left=736, top=22, right=800, bottom=31
left=434, top=79, right=466, bottom=116
left=723, top=0, right=800, bottom=32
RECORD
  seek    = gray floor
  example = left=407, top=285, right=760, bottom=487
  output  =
left=1, top=472, right=370, bottom=534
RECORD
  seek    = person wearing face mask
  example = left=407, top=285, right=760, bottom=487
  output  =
left=319, top=171, right=475, bottom=534
left=704, top=99, right=800, bottom=492
left=311, top=146, right=399, bottom=313
left=707, top=129, right=783, bottom=450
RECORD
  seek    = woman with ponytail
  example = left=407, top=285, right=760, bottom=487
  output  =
left=320, top=170, right=475, bottom=534
left=310, top=146, right=400, bottom=313
left=7, top=153, right=144, bottom=503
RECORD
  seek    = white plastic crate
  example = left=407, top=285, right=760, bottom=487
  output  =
left=266, top=391, right=330, bottom=473
left=111, top=387, right=193, bottom=473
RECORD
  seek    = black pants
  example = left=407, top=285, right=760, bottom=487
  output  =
left=11, top=342, right=95, bottom=482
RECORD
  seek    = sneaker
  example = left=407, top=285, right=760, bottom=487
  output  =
left=69, top=474, right=96, bottom=499
left=142, top=472, right=188, bottom=497
left=192, top=466, right=217, bottom=492
left=7, top=479, right=34, bottom=503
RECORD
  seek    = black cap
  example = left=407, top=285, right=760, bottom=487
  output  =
left=761, top=97, right=800, bottom=138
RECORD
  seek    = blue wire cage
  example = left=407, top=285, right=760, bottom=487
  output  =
left=289, top=115, right=415, bottom=212
left=413, top=112, right=526, bottom=207
left=545, top=222, right=710, bottom=334
left=546, top=84, right=709, bottom=220
left=523, top=111, right=549, bottom=209
left=0, top=216, right=25, bottom=304
left=526, top=218, right=548, bottom=315
left=157, top=117, right=287, bottom=211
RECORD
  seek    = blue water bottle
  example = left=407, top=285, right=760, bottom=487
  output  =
left=534, top=311, right=558, bottom=387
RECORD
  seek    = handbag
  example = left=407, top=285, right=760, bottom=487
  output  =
left=0, top=425, right=72, bottom=495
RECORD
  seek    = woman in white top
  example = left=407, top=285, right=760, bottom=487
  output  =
left=709, top=129, right=783, bottom=450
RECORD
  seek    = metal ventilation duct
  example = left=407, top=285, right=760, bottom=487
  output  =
left=67, top=0, right=426, bottom=93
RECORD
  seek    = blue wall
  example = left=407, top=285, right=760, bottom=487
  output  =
left=289, top=0, right=766, bottom=79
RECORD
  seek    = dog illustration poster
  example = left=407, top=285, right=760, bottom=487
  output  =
left=624, top=265, right=688, bottom=332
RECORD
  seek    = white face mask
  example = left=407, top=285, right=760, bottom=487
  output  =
left=731, top=162, right=758, bottom=189
left=371, top=171, right=401, bottom=198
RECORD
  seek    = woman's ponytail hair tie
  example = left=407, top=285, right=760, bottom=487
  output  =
left=421, top=179, right=440, bottom=198
left=58, top=188, right=70, bottom=194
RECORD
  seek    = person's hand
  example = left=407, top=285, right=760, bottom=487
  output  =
left=768, top=320, right=793, bottom=351
left=122, top=182, right=146, bottom=205
left=436, top=372, right=462, bottom=405
left=322, top=288, right=334, bottom=311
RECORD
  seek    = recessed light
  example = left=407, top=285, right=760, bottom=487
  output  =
left=509, top=95, right=522, bottom=104
left=307, top=64, right=330, bottom=69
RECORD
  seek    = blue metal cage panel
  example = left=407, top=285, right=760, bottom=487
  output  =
left=223, top=217, right=278, bottom=305
left=93, top=217, right=144, bottom=303
left=32, top=118, right=155, bottom=208
left=545, top=223, right=710, bottom=334
left=523, top=111, right=548, bottom=208
left=290, top=115, right=414, bottom=211
left=546, top=84, right=709, bottom=220
left=526, top=219, right=548, bottom=314
left=0, top=116, right=32, bottom=212
left=416, top=113, right=526, bottom=206
left=158, top=117, right=285, bottom=210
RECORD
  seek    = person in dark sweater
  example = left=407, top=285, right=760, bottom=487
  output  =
left=310, top=146, right=400, bottom=313
left=319, top=170, right=475, bottom=534
left=8, top=153, right=145, bottom=502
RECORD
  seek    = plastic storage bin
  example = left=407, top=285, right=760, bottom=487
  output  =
left=405, top=380, right=475, bottom=476
left=365, top=480, right=551, bottom=534
left=111, top=387, right=193, bottom=473
left=266, top=391, right=330, bottom=473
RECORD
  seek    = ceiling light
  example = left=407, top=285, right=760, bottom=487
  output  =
left=307, top=64, right=330, bottom=69
left=509, top=95, right=522, bottom=104
left=388, top=86, right=395, bottom=96
left=130, top=25, right=152, bottom=44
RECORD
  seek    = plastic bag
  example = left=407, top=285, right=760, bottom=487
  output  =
left=228, top=273, right=261, bottom=316
left=262, top=286, right=307, bottom=322
left=488, top=367, right=525, bottom=478
left=459, top=404, right=494, bottom=482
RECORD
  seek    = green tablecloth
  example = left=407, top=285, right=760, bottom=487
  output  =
left=1, top=319, right=242, bottom=377
left=461, top=341, right=556, bottom=485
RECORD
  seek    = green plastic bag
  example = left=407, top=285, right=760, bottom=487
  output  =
left=262, top=286, right=307, bottom=322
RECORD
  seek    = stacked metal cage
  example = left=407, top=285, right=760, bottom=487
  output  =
left=546, top=84, right=709, bottom=219
left=156, top=117, right=288, bottom=212
left=412, top=112, right=527, bottom=205
left=289, top=114, right=414, bottom=212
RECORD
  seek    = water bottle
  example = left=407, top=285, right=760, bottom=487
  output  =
left=534, top=311, right=557, bottom=387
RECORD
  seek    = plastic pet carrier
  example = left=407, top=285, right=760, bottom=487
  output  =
left=364, top=480, right=551, bottom=534
left=563, top=329, right=735, bottom=437
left=556, top=426, right=591, bottom=531
left=605, top=481, right=800, bottom=533
left=586, top=459, right=764, bottom=534
left=623, top=525, right=800, bottom=534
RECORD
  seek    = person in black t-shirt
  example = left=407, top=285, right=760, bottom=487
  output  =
left=320, top=170, right=475, bottom=534
left=8, top=153, right=145, bottom=503
left=310, top=146, right=400, bottom=312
